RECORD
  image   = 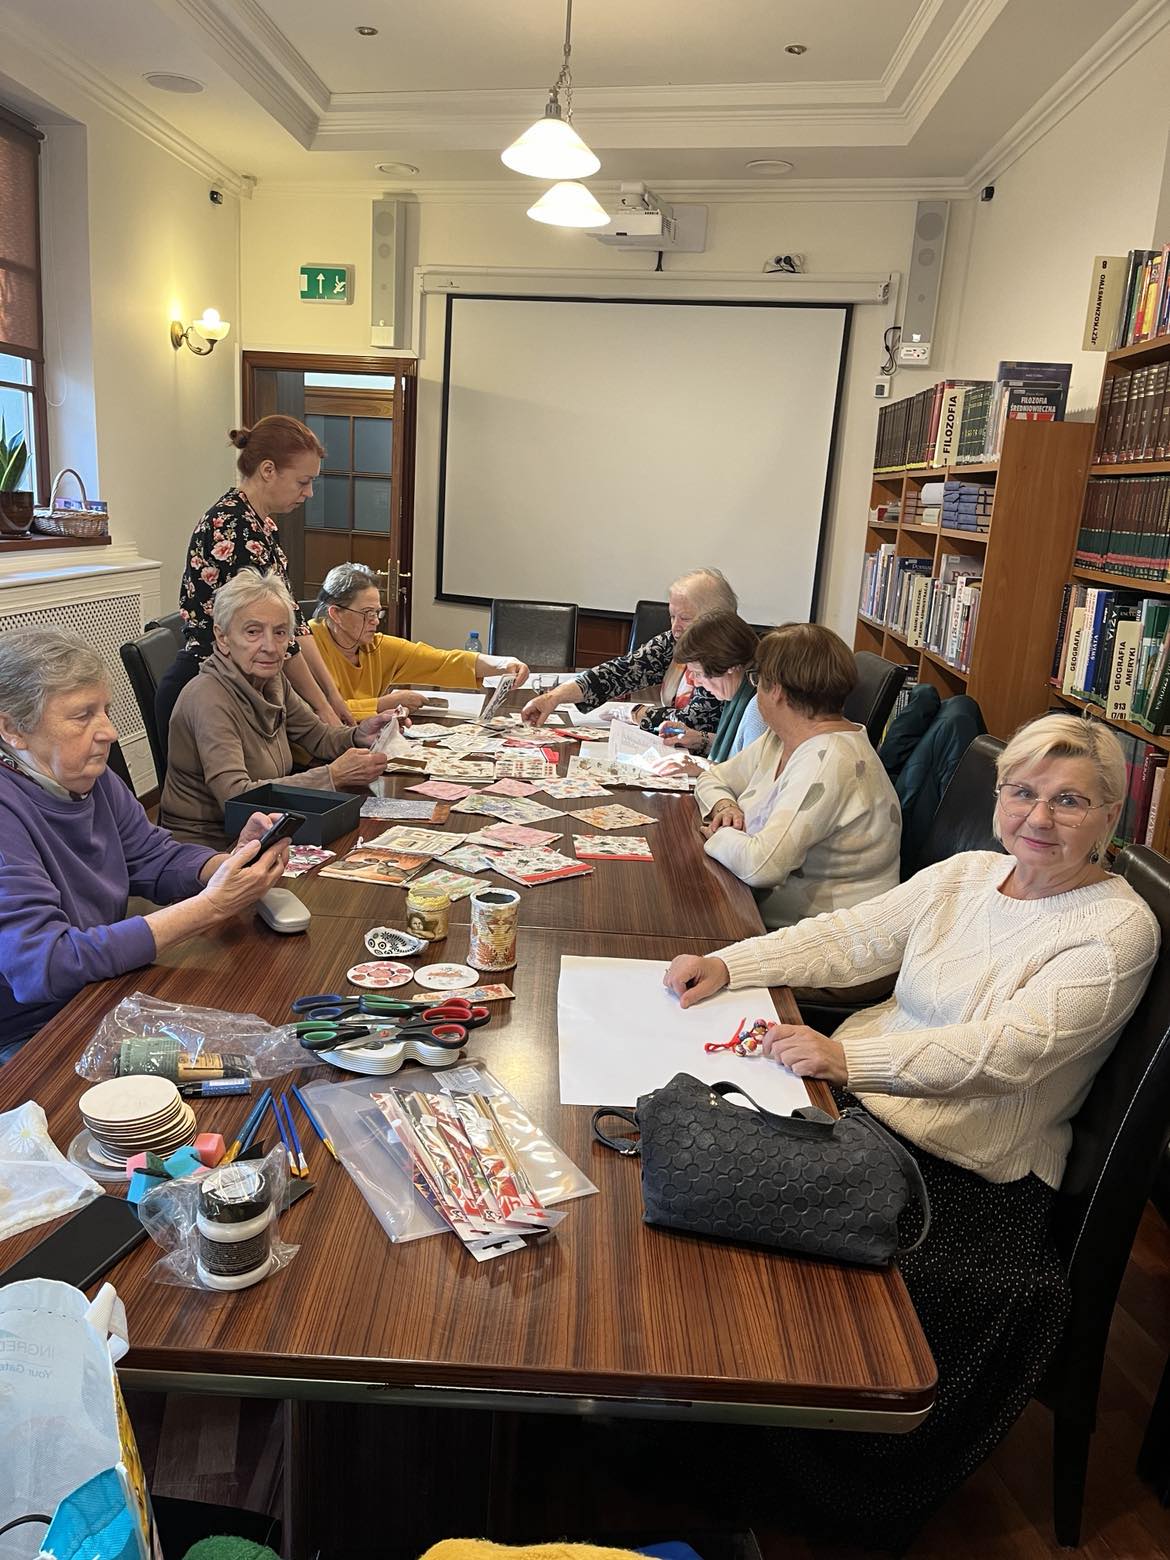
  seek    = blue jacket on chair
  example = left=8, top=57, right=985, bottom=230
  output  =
left=879, top=687, right=986, bottom=877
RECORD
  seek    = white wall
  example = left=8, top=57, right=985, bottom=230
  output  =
left=2, top=38, right=240, bottom=610
left=945, top=27, right=1170, bottom=413
left=243, top=190, right=924, bottom=643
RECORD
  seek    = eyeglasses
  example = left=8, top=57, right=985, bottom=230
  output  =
left=337, top=605, right=385, bottom=624
left=994, top=781, right=1108, bottom=827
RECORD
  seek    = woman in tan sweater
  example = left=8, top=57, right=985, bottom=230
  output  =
left=161, top=571, right=392, bottom=847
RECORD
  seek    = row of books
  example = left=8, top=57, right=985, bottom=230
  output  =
left=1093, top=363, right=1170, bottom=464
left=858, top=546, right=982, bottom=670
left=1110, top=731, right=1166, bottom=850
left=1084, top=250, right=1170, bottom=352
left=873, top=362, right=1071, bottom=472
left=1051, top=585, right=1170, bottom=733
left=1072, top=475, right=1170, bottom=578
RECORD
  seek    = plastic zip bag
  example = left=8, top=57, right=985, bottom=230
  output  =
left=74, top=993, right=306, bottom=1084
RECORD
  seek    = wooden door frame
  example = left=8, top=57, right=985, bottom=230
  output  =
left=241, top=352, right=418, bottom=633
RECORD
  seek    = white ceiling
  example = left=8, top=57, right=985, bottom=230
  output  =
left=1, top=0, right=1165, bottom=191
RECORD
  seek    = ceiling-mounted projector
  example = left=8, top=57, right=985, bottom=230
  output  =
left=590, top=183, right=708, bottom=252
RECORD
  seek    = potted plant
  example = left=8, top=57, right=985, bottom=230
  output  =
left=0, top=419, right=33, bottom=535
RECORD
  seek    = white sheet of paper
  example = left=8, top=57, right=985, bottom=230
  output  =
left=568, top=700, right=641, bottom=728
left=557, top=955, right=810, bottom=1113
left=606, top=720, right=676, bottom=768
left=415, top=691, right=487, bottom=719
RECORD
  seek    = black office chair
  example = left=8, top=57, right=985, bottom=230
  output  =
left=627, top=599, right=672, bottom=654
left=1039, top=844, right=1170, bottom=1546
left=106, top=739, right=133, bottom=789
left=299, top=597, right=318, bottom=622
left=797, top=734, right=1004, bottom=1036
left=143, top=611, right=184, bottom=651
left=843, top=651, right=909, bottom=747
left=119, top=627, right=178, bottom=783
left=488, top=599, right=578, bottom=670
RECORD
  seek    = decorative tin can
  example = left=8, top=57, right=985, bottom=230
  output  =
left=405, top=882, right=451, bottom=942
left=468, top=887, right=520, bottom=971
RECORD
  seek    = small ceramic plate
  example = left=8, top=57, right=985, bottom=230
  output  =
left=346, top=960, right=415, bottom=989
left=364, top=926, right=428, bottom=959
left=414, top=962, right=478, bottom=991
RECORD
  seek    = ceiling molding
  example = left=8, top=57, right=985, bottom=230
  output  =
left=963, top=0, right=1170, bottom=189
left=899, top=0, right=1010, bottom=127
left=252, top=175, right=971, bottom=205
left=1, top=9, right=244, bottom=191
left=155, top=0, right=321, bottom=146
left=880, top=0, right=950, bottom=94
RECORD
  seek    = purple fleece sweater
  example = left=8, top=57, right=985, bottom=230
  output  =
left=0, top=765, right=216, bottom=1059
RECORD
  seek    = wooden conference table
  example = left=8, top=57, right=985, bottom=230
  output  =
left=0, top=702, right=936, bottom=1437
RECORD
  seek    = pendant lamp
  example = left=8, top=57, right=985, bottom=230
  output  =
left=526, top=181, right=609, bottom=228
left=502, top=0, right=600, bottom=180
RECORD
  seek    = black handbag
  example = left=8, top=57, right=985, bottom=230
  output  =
left=592, top=1071, right=931, bottom=1268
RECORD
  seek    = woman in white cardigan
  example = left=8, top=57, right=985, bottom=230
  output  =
left=692, top=621, right=901, bottom=929
left=664, top=713, right=1158, bottom=1549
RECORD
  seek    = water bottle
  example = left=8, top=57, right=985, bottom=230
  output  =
left=465, top=630, right=481, bottom=652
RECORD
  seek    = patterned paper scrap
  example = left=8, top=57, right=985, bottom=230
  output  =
left=464, top=822, right=562, bottom=850
left=424, top=757, right=496, bottom=779
left=442, top=843, right=506, bottom=875
left=366, top=826, right=459, bottom=855
left=408, top=868, right=483, bottom=902
left=572, top=833, right=654, bottom=861
left=360, top=797, right=451, bottom=822
left=489, top=847, right=594, bottom=887
left=537, top=776, right=612, bottom=800
left=481, top=777, right=540, bottom=797
left=493, top=754, right=558, bottom=779
left=282, top=844, right=335, bottom=877
left=567, top=754, right=692, bottom=792
left=407, top=780, right=478, bottom=801
left=568, top=803, right=659, bottom=831
left=480, top=795, right=562, bottom=823
left=317, top=848, right=430, bottom=886
left=401, top=722, right=456, bottom=740
left=451, top=794, right=504, bottom=816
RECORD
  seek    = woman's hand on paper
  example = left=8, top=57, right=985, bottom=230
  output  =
left=355, top=711, right=400, bottom=744
left=663, top=954, right=730, bottom=1009
left=378, top=689, right=428, bottom=713
left=329, top=747, right=389, bottom=787
left=660, top=726, right=707, bottom=753
left=522, top=691, right=558, bottom=726
left=761, top=1024, right=848, bottom=1085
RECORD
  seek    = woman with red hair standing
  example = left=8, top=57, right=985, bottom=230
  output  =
left=156, top=416, right=352, bottom=744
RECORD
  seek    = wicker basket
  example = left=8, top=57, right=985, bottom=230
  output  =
left=33, top=468, right=109, bottom=539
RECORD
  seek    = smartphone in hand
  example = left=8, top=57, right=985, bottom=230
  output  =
left=256, top=811, right=306, bottom=853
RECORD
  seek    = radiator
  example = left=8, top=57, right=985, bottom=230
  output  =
left=0, top=548, right=162, bottom=794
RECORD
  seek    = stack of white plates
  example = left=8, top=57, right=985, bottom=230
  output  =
left=78, top=1075, right=197, bottom=1170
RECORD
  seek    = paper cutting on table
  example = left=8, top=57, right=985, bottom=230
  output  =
left=401, top=722, right=457, bottom=740
left=567, top=701, right=641, bottom=728
left=568, top=803, right=658, bottom=831
left=572, top=834, right=653, bottom=862
left=490, top=847, right=593, bottom=887
left=282, top=844, right=335, bottom=877
left=493, top=755, right=558, bottom=779
left=567, top=754, right=692, bottom=792
left=481, top=777, right=540, bottom=797
left=442, top=844, right=506, bottom=875
left=479, top=674, right=516, bottom=723
left=318, top=848, right=430, bottom=886
left=464, top=822, right=562, bottom=850
left=360, top=797, right=451, bottom=822
left=413, top=691, right=487, bottom=720
left=423, top=758, right=496, bottom=779
left=557, top=955, right=809, bottom=1114
left=407, top=780, right=478, bottom=801
left=408, top=868, right=483, bottom=902
left=369, top=826, right=460, bottom=855
left=536, top=776, right=612, bottom=800
left=451, top=794, right=504, bottom=816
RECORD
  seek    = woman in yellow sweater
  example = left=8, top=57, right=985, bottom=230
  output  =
left=308, top=563, right=528, bottom=719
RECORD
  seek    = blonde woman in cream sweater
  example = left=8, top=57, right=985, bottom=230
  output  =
left=664, top=713, right=1158, bottom=1549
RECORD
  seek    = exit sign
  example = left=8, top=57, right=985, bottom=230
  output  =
left=299, top=265, right=353, bottom=304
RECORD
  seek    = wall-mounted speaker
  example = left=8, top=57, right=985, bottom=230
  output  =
left=370, top=199, right=407, bottom=350
left=897, top=201, right=949, bottom=367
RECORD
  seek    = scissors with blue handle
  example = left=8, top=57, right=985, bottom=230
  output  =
left=291, top=993, right=417, bottom=1023
left=294, top=999, right=488, bottom=1053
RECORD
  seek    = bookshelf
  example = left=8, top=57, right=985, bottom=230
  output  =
left=1048, top=330, right=1170, bottom=853
left=856, top=417, right=1094, bottom=738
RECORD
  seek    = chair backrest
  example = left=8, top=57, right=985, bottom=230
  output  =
left=299, top=597, right=318, bottom=623
left=627, top=599, right=672, bottom=654
left=911, top=733, right=1005, bottom=876
left=106, top=739, right=133, bottom=789
left=844, top=652, right=909, bottom=746
left=143, top=611, right=184, bottom=651
left=1042, top=844, right=1170, bottom=1422
left=119, top=627, right=178, bottom=781
left=488, top=599, right=578, bottom=669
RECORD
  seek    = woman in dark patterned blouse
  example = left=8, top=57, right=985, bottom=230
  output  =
left=520, top=567, right=738, bottom=756
left=155, top=416, right=352, bottom=743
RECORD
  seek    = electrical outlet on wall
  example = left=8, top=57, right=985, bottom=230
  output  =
left=897, top=342, right=932, bottom=365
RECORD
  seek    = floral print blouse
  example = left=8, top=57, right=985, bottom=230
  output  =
left=177, top=488, right=305, bottom=660
left=575, top=629, right=723, bottom=742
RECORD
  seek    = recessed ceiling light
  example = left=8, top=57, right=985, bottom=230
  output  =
left=785, top=43, right=808, bottom=55
left=355, top=25, right=379, bottom=35
left=745, top=159, right=794, bottom=174
left=375, top=162, right=420, bottom=176
left=142, top=72, right=205, bottom=94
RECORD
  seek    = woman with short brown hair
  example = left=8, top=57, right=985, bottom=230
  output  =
left=156, top=416, right=352, bottom=747
left=694, top=621, right=900, bottom=927
left=671, top=610, right=759, bottom=762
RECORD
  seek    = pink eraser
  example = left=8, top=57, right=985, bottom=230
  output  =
left=125, top=1151, right=149, bottom=1178
left=194, top=1132, right=225, bottom=1166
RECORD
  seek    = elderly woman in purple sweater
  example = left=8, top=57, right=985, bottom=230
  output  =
left=0, top=626, right=290, bottom=1062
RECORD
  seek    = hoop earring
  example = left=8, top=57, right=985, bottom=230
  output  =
left=1089, top=847, right=1102, bottom=865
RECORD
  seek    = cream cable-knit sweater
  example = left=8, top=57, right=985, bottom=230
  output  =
left=715, top=852, right=1160, bottom=1186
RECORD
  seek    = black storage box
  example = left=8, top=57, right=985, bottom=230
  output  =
left=223, top=783, right=362, bottom=846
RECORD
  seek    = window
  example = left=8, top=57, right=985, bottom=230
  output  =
left=0, top=106, right=47, bottom=504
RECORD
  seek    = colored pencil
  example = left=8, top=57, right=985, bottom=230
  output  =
left=280, top=1091, right=309, bottom=1177
left=223, top=1086, right=271, bottom=1164
left=292, top=1083, right=338, bottom=1162
left=269, top=1093, right=297, bottom=1177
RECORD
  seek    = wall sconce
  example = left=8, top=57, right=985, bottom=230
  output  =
left=170, top=307, right=231, bottom=355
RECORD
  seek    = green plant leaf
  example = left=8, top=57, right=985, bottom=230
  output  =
left=0, top=436, right=27, bottom=492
